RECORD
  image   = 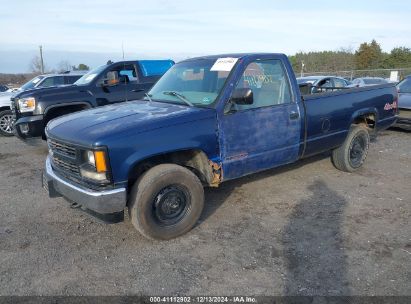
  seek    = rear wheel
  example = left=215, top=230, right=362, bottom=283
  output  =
left=0, top=110, right=14, bottom=136
left=332, top=124, right=370, bottom=172
left=128, top=164, right=204, bottom=240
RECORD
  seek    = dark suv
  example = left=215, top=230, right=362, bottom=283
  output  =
left=12, top=60, right=174, bottom=141
left=0, top=72, right=85, bottom=136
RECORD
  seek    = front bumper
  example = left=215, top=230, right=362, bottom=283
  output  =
left=14, top=115, right=44, bottom=140
left=43, top=156, right=127, bottom=220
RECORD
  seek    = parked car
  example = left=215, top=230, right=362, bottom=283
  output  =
left=395, top=75, right=411, bottom=129
left=43, top=53, right=397, bottom=240
left=0, top=85, right=9, bottom=92
left=297, top=76, right=350, bottom=93
left=12, top=59, right=174, bottom=140
left=349, top=77, right=388, bottom=87
left=0, top=72, right=85, bottom=136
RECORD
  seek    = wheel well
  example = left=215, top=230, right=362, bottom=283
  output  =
left=44, top=104, right=90, bottom=124
left=127, top=150, right=222, bottom=188
left=353, top=113, right=376, bottom=129
left=0, top=106, right=11, bottom=112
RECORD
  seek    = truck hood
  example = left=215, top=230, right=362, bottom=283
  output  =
left=47, top=100, right=216, bottom=146
left=14, top=84, right=78, bottom=99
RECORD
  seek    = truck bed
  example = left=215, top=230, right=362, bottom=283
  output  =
left=301, top=83, right=398, bottom=157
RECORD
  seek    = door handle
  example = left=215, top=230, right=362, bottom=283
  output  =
left=132, top=89, right=144, bottom=92
left=289, top=111, right=299, bottom=120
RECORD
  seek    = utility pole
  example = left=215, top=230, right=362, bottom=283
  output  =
left=300, top=61, right=305, bottom=78
left=39, top=45, right=45, bottom=74
left=121, top=42, right=125, bottom=60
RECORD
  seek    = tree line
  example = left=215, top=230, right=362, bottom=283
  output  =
left=289, top=40, right=411, bottom=73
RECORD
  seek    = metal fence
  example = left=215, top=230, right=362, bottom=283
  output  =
left=301, top=67, right=411, bottom=82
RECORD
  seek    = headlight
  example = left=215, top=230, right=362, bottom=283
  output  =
left=86, top=150, right=95, bottom=166
left=80, top=150, right=110, bottom=183
left=17, top=97, right=36, bottom=113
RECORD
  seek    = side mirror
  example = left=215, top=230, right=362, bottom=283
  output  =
left=231, top=88, right=253, bottom=105
left=102, top=71, right=119, bottom=86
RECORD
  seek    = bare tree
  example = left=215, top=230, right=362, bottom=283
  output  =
left=57, top=60, right=72, bottom=73
left=29, top=56, right=45, bottom=74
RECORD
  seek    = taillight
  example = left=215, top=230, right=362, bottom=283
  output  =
left=393, top=90, right=399, bottom=114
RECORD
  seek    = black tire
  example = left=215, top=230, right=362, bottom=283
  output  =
left=128, top=164, right=204, bottom=240
left=332, top=124, right=370, bottom=172
left=0, top=110, right=14, bottom=137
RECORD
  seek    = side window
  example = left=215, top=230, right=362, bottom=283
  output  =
left=333, top=78, right=346, bottom=88
left=318, top=78, right=333, bottom=88
left=233, top=59, right=292, bottom=111
left=96, top=64, right=138, bottom=86
left=119, top=64, right=138, bottom=83
left=65, top=76, right=81, bottom=85
left=38, top=76, right=64, bottom=88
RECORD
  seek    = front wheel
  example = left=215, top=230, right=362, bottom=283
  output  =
left=128, top=164, right=204, bottom=240
left=331, top=124, right=370, bottom=172
left=0, top=110, right=14, bottom=136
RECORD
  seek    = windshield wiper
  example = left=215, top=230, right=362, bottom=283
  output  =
left=162, top=91, right=194, bottom=107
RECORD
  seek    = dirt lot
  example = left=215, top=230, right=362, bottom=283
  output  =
left=0, top=128, right=410, bottom=296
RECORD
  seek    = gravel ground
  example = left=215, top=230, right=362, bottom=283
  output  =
left=0, top=128, right=410, bottom=296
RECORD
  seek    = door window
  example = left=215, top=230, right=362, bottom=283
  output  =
left=64, top=75, right=82, bottom=85
left=333, top=78, right=346, bottom=88
left=38, top=76, right=64, bottom=87
left=232, top=59, right=292, bottom=111
left=97, top=64, right=138, bottom=86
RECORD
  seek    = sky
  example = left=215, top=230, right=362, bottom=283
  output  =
left=0, top=0, right=410, bottom=73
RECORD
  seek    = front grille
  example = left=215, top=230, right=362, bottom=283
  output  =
left=48, top=138, right=80, bottom=178
left=52, top=155, right=81, bottom=177
left=48, top=139, right=77, bottom=158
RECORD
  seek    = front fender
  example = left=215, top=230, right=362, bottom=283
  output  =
left=43, top=101, right=92, bottom=116
left=106, top=118, right=220, bottom=184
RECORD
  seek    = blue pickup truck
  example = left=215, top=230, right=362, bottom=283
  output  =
left=43, top=53, right=398, bottom=240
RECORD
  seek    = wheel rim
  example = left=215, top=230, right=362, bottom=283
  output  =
left=349, top=133, right=367, bottom=168
left=152, top=185, right=191, bottom=226
left=0, top=114, right=14, bottom=134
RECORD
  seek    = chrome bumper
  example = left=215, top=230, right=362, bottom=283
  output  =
left=43, top=156, right=127, bottom=214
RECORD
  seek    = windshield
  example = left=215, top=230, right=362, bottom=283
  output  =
left=147, top=59, right=231, bottom=107
left=398, top=78, right=411, bottom=93
left=20, top=76, right=45, bottom=90
left=74, top=65, right=106, bottom=85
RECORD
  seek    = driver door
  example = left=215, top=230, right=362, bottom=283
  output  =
left=220, top=59, right=301, bottom=180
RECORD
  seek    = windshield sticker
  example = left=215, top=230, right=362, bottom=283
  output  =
left=210, top=58, right=238, bottom=72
